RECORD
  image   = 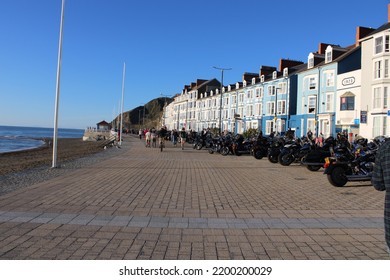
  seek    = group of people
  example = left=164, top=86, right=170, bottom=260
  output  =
left=138, top=126, right=188, bottom=150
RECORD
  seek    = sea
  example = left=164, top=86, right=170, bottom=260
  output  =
left=0, top=125, right=84, bottom=153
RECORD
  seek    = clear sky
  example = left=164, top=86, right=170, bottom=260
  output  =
left=0, top=0, right=389, bottom=129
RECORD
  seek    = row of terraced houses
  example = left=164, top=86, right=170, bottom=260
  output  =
left=162, top=5, right=390, bottom=140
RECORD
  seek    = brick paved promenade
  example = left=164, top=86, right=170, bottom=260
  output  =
left=0, top=135, right=389, bottom=260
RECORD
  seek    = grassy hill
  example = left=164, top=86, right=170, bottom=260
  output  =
left=111, top=97, right=173, bottom=131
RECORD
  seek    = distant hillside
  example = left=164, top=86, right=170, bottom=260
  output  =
left=111, top=97, right=173, bottom=130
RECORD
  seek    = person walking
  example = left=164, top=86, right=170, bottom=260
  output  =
left=151, top=127, right=157, bottom=148
left=171, top=129, right=178, bottom=147
left=180, top=127, right=187, bottom=150
left=371, top=140, right=390, bottom=255
left=145, top=129, right=151, bottom=148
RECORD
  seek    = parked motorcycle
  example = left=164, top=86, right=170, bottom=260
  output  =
left=252, top=135, right=271, bottom=160
left=267, top=136, right=285, bottom=163
left=301, top=136, right=336, bottom=171
left=208, top=136, right=223, bottom=154
left=232, top=134, right=254, bottom=156
left=220, top=134, right=234, bottom=156
left=323, top=137, right=378, bottom=187
left=193, top=133, right=212, bottom=150
left=278, top=137, right=312, bottom=166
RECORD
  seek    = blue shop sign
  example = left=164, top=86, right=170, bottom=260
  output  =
left=360, top=111, right=367, bottom=124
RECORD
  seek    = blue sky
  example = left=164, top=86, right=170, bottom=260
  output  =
left=0, top=0, right=389, bottom=129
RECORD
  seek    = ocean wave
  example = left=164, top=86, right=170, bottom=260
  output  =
left=0, top=138, right=46, bottom=153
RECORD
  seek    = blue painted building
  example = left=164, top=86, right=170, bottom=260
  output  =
left=291, top=43, right=353, bottom=138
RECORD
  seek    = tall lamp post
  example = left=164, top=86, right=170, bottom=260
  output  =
left=274, top=87, right=280, bottom=133
left=52, top=0, right=65, bottom=168
left=213, top=66, right=232, bottom=135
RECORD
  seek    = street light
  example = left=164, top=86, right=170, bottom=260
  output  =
left=213, top=66, right=232, bottom=135
left=274, top=87, right=280, bottom=133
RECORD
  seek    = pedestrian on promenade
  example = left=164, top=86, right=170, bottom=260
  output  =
left=315, top=133, right=324, bottom=147
left=138, top=129, right=143, bottom=140
left=171, top=129, right=178, bottom=147
left=151, top=127, right=157, bottom=148
left=371, top=139, right=390, bottom=255
left=145, top=129, right=151, bottom=148
left=180, top=127, right=187, bottom=150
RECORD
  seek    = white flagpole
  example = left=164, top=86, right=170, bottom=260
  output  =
left=52, top=0, right=65, bottom=168
left=120, top=62, right=126, bottom=145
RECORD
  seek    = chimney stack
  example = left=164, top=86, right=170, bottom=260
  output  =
left=388, top=3, right=390, bottom=22
left=355, top=26, right=376, bottom=46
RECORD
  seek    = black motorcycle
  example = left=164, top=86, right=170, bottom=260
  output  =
left=208, top=136, right=223, bottom=154
left=252, top=135, right=271, bottom=160
left=267, top=136, right=285, bottom=163
left=301, top=136, right=336, bottom=171
left=323, top=138, right=377, bottom=187
left=193, top=133, right=212, bottom=150
left=278, top=137, right=312, bottom=166
left=220, top=134, right=234, bottom=156
left=232, top=134, right=254, bottom=156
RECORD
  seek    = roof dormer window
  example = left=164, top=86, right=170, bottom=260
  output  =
left=252, top=77, right=256, bottom=85
left=308, top=53, right=314, bottom=69
left=260, top=75, right=265, bottom=83
left=272, top=71, right=277, bottom=79
left=243, top=80, right=247, bottom=87
left=283, top=67, right=288, bottom=77
left=325, top=45, right=333, bottom=63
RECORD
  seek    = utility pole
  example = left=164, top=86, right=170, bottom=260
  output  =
left=213, top=66, right=232, bottom=135
left=52, top=0, right=65, bottom=168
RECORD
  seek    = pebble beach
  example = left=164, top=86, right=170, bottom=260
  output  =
left=0, top=137, right=123, bottom=196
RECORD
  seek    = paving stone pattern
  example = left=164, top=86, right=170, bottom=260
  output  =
left=0, top=136, right=389, bottom=260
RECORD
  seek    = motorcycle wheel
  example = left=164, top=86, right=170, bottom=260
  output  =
left=278, top=152, right=294, bottom=166
left=306, top=165, right=321, bottom=171
left=253, top=150, right=264, bottom=160
left=220, top=147, right=229, bottom=156
left=327, top=166, right=348, bottom=187
left=195, top=143, right=202, bottom=150
left=268, top=154, right=279, bottom=164
left=208, top=149, right=214, bottom=154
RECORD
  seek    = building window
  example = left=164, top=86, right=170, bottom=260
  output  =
left=373, top=87, right=381, bottom=109
left=266, top=102, right=275, bottom=115
left=268, top=85, right=275, bottom=96
left=340, top=96, right=354, bottom=110
left=277, top=100, right=286, bottom=115
left=272, top=71, right=277, bottom=79
left=375, top=36, right=383, bottom=54
left=325, top=49, right=332, bottom=63
left=246, top=105, right=253, bottom=116
left=384, top=87, right=388, bottom=109
left=266, top=120, right=274, bottom=134
left=255, top=103, right=262, bottom=116
left=373, top=116, right=387, bottom=137
left=326, top=93, right=333, bottom=112
left=375, top=60, right=382, bottom=79
left=239, top=93, right=244, bottom=103
left=308, top=53, right=314, bottom=69
left=307, top=119, right=316, bottom=133
left=283, top=67, right=288, bottom=77
left=279, top=82, right=287, bottom=94
left=309, top=77, right=317, bottom=90
left=385, top=59, right=389, bottom=78
left=326, top=71, right=334, bottom=87
left=308, top=96, right=316, bottom=114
